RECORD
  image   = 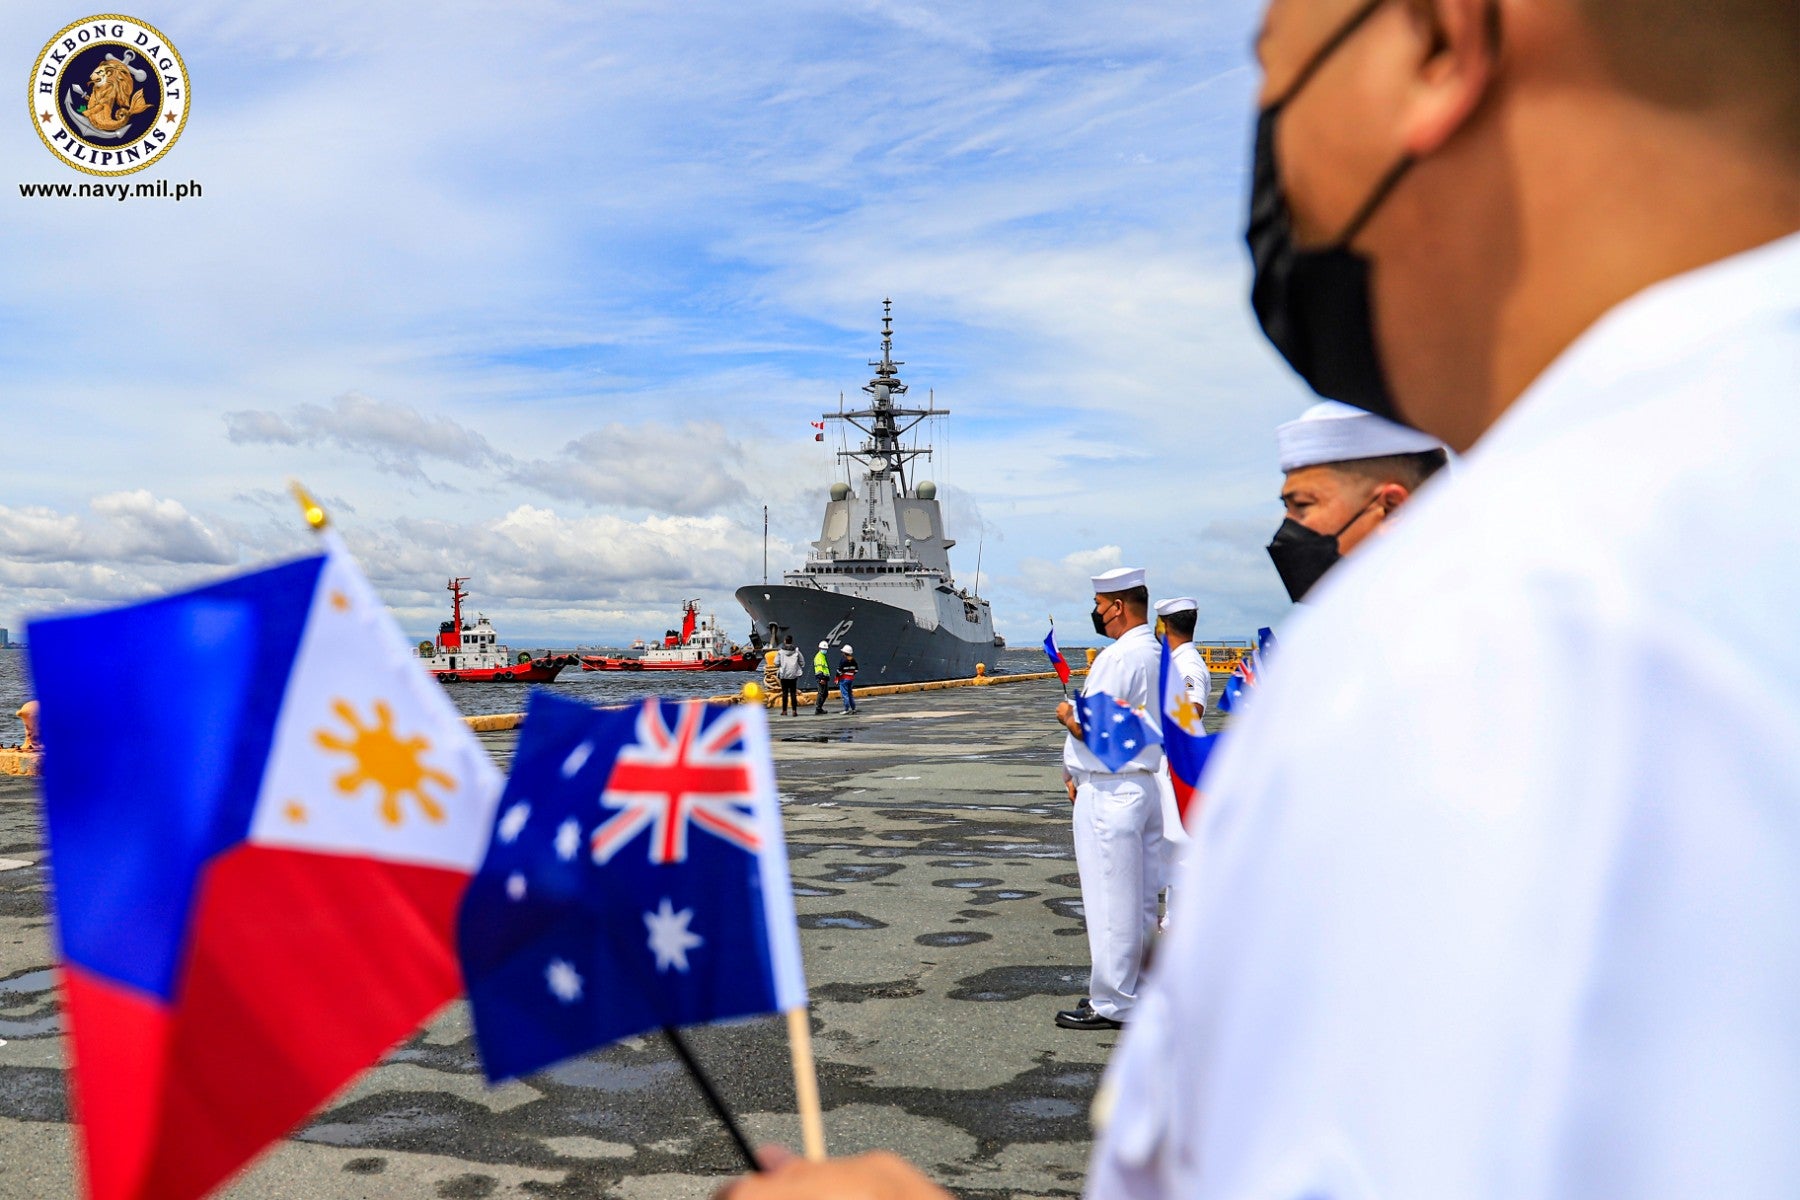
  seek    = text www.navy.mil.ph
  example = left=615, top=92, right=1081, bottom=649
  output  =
left=17, top=180, right=202, bottom=202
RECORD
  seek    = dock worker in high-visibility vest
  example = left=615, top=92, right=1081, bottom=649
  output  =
left=811, top=641, right=832, bottom=714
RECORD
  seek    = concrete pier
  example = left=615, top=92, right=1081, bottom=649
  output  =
left=0, top=677, right=1144, bottom=1198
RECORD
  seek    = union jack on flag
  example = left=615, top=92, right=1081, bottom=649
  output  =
left=590, top=702, right=763, bottom=865
left=458, top=691, right=807, bottom=1084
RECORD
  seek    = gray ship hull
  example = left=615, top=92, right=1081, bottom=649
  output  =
left=737, top=585, right=997, bottom=685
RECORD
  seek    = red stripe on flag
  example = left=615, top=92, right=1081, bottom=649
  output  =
left=61, top=966, right=173, bottom=1200
left=66, top=845, right=470, bottom=1200
left=1169, top=773, right=1199, bottom=825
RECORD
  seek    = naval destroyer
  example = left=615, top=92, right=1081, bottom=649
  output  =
left=736, top=304, right=998, bottom=684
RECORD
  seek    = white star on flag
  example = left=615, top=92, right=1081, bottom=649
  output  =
left=506, top=872, right=527, bottom=901
left=644, top=898, right=703, bottom=973
left=546, top=958, right=583, bottom=1003
left=497, top=802, right=530, bottom=844
left=561, top=740, right=593, bottom=778
left=555, top=818, right=580, bottom=861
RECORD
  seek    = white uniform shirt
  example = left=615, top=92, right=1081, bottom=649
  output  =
left=1089, top=232, right=1800, bottom=1199
left=1064, top=624, right=1164, bottom=775
left=1169, top=641, right=1209, bottom=719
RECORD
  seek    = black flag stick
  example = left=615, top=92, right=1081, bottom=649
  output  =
left=662, top=1025, right=762, bottom=1173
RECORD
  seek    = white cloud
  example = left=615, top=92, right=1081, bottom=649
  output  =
left=0, top=492, right=236, bottom=567
left=515, top=423, right=751, bottom=515
left=225, top=394, right=504, bottom=480
left=1010, top=544, right=1124, bottom=610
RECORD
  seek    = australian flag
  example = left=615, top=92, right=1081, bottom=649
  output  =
left=1043, top=626, right=1071, bottom=686
left=457, top=691, right=807, bottom=1083
left=1218, top=660, right=1252, bottom=713
left=1072, top=690, right=1163, bottom=772
left=1255, top=625, right=1277, bottom=673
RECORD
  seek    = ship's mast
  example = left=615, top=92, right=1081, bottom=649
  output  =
left=824, top=300, right=948, bottom=497
left=448, top=576, right=469, bottom=631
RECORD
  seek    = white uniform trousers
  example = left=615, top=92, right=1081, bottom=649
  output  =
left=1072, top=769, right=1164, bottom=1020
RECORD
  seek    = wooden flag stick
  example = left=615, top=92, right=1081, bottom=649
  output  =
left=785, top=1006, right=827, bottom=1161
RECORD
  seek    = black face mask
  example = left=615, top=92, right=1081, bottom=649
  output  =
left=1091, top=604, right=1111, bottom=638
left=1266, top=499, right=1378, bottom=603
left=1247, top=0, right=1415, bottom=423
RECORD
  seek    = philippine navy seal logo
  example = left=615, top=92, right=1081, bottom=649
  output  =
left=31, top=15, right=188, bottom=176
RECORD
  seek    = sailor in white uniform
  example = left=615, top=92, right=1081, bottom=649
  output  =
left=1266, top=401, right=1449, bottom=603
left=1053, top=566, right=1164, bottom=1031
left=1150, top=597, right=1208, bottom=904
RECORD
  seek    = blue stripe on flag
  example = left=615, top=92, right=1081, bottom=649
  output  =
left=27, top=555, right=326, bottom=1000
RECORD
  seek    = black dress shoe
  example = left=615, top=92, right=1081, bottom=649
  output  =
left=1055, top=1008, right=1123, bottom=1031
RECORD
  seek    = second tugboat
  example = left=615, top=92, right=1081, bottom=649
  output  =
left=580, top=600, right=759, bottom=672
left=415, top=577, right=577, bottom=683
left=736, top=302, right=998, bottom=684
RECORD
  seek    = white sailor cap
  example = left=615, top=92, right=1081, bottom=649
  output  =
left=1091, top=566, right=1146, bottom=594
left=1276, top=401, right=1446, bottom=473
left=1153, top=597, right=1197, bottom=616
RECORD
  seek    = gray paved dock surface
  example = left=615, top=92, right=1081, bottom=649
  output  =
left=0, top=681, right=1127, bottom=1199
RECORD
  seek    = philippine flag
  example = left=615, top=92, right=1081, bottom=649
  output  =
left=27, top=535, right=501, bottom=1200
left=1158, top=635, right=1218, bottom=825
left=1043, top=626, right=1070, bottom=686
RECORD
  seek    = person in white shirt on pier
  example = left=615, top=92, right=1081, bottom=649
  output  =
left=1050, top=566, right=1165, bottom=1033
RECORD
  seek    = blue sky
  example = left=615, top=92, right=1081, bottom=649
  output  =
left=0, top=1, right=1315, bottom=645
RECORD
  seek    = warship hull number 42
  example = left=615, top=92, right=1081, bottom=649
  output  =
left=737, top=303, right=997, bottom=685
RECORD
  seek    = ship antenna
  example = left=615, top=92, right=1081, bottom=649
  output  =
left=974, top=530, right=984, bottom=599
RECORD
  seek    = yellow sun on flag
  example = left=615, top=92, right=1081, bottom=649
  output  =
left=1171, top=698, right=1205, bottom=736
left=315, top=698, right=453, bottom=826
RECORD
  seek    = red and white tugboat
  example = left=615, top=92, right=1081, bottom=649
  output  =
left=580, top=600, right=759, bottom=672
left=415, top=577, right=577, bottom=684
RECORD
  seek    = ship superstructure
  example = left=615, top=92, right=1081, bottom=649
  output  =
left=736, top=303, right=997, bottom=684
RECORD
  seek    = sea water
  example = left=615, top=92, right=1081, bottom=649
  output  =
left=0, top=644, right=1055, bottom=744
